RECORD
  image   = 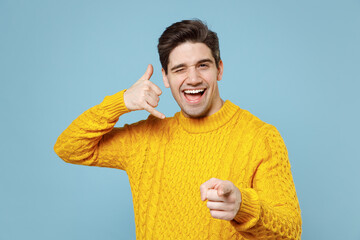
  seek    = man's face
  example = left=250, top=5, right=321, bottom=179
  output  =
left=162, top=42, right=224, bottom=118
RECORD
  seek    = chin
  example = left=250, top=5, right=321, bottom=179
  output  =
left=181, top=105, right=210, bottom=118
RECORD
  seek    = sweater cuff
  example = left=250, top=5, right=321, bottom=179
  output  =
left=232, top=188, right=261, bottom=230
left=100, top=89, right=131, bottom=121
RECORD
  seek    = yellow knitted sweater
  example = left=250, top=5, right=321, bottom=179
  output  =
left=54, top=90, right=302, bottom=239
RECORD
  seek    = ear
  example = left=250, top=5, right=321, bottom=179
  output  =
left=217, top=60, right=224, bottom=81
left=162, top=68, right=170, bottom=88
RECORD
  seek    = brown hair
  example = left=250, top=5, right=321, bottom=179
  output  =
left=158, top=19, right=221, bottom=74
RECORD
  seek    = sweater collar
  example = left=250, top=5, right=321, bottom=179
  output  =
left=175, top=100, right=239, bottom=133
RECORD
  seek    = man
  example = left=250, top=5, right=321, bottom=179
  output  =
left=54, top=19, right=302, bottom=239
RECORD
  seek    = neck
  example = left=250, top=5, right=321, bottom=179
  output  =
left=176, top=100, right=239, bottom=133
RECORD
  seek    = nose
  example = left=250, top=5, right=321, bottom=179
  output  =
left=186, top=66, right=202, bottom=85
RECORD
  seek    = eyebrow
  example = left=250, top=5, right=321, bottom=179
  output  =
left=170, top=58, right=214, bottom=71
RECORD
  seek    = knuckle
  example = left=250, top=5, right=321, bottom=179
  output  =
left=140, top=103, right=147, bottom=110
left=229, top=205, right=235, bottom=212
left=228, top=195, right=236, bottom=203
left=211, top=212, right=219, bottom=219
left=139, top=97, right=146, bottom=105
left=139, top=92, right=146, bottom=99
left=142, top=84, right=150, bottom=90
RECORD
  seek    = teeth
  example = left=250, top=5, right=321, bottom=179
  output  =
left=184, top=89, right=205, bottom=94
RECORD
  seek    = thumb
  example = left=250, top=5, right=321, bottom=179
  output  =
left=217, top=181, right=232, bottom=197
left=140, top=64, right=153, bottom=81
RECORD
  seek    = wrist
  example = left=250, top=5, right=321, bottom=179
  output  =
left=100, top=89, right=131, bottom=121
left=232, top=188, right=260, bottom=230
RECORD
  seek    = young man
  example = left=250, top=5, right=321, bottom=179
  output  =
left=54, top=20, right=302, bottom=239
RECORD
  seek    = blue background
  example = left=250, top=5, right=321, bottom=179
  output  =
left=1, top=0, right=359, bottom=239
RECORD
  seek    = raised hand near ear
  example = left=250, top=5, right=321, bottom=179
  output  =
left=124, top=64, right=165, bottom=119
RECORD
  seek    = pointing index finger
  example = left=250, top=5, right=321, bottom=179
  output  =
left=200, top=178, right=220, bottom=201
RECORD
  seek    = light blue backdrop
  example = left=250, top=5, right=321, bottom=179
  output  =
left=1, top=0, right=359, bottom=239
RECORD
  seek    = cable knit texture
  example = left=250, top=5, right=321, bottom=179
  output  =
left=54, top=89, right=302, bottom=239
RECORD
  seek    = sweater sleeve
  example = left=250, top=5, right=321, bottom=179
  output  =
left=231, top=125, right=302, bottom=239
left=54, top=89, right=148, bottom=171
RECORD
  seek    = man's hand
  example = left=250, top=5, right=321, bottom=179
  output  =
left=124, top=64, right=165, bottom=119
left=200, top=178, right=242, bottom=221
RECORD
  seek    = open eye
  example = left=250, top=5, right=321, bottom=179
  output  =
left=199, top=63, right=209, bottom=69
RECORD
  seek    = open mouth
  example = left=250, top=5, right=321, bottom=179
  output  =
left=183, top=88, right=206, bottom=103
